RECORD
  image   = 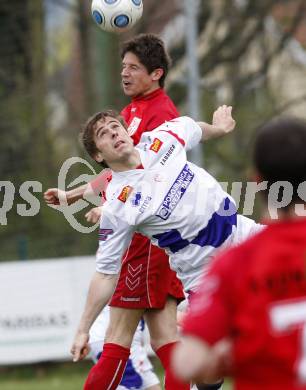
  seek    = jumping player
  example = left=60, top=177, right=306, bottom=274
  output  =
left=71, top=106, right=262, bottom=390
left=45, top=34, right=189, bottom=390
left=172, top=118, right=306, bottom=390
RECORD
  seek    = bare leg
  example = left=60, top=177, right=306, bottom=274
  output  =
left=145, top=297, right=190, bottom=390
left=84, top=307, right=144, bottom=390
left=105, top=306, right=144, bottom=347
left=144, top=297, right=179, bottom=351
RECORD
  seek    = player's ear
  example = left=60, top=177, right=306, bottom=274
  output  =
left=94, top=151, right=104, bottom=164
left=151, top=68, right=164, bottom=82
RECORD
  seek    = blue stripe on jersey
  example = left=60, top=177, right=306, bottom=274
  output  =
left=191, top=197, right=237, bottom=247
left=153, top=197, right=237, bottom=253
left=153, top=229, right=189, bottom=253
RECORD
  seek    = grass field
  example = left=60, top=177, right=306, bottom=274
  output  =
left=0, top=361, right=93, bottom=390
left=0, top=359, right=232, bottom=390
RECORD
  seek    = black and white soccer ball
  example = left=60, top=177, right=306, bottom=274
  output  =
left=91, top=0, right=143, bottom=33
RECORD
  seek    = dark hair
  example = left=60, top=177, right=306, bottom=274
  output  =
left=81, top=110, right=126, bottom=168
left=254, top=117, right=306, bottom=205
left=120, top=33, right=171, bottom=88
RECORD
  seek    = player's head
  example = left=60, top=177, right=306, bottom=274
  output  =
left=120, top=34, right=171, bottom=97
left=81, top=110, right=133, bottom=168
left=254, top=117, right=306, bottom=210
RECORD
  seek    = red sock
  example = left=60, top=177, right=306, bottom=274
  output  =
left=84, top=343, right=130, bottom=390
left=155, top=342, right=190, bottom=390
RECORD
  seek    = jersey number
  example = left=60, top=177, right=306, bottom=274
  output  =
left=269, top=298, right=306, bottom=383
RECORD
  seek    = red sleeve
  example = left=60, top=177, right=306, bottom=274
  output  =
left=145, top=100, right=179, bottom=131
left=130, top=96, right=179, bottom=145
left=182, top=254, right=234, bottom=345
left=89, top=169, right=112, bottom=203
left=146, top=112, right=176, bottom=130
left=120, top=105, right=130, bottom=124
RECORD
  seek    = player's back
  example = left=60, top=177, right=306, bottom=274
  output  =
left=227, top=218, right=306, bottom=390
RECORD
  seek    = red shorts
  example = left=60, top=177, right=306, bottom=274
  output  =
left=110, top=233, right=185, bottom=309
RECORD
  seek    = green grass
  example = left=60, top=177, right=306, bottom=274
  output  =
left=0, top=361, right=92, bottom=390
left=0, top=359, right=232, bottom=390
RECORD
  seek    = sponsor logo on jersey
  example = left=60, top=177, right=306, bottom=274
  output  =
left=120, top=297, right=141, bottom=302
left=127, top=117, right=141, bottom=136
left=131, top=192, right=142, bottom=207
left=156, top=163, right=194, bottom=220
left=98, top=228, right=114, bottom=241
left=149, top=138, right=163, bottom=153
left=160, top=144, right=176, bottom=166
left=118, top=186, right=133, bottom=203
left=139, top=196, right=152, bottom=214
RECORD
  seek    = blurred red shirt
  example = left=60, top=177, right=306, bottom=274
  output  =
left=183, top=218, right=306, bottom=390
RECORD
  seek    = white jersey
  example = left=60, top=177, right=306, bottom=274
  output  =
left=96, top=116, right=261, bottom=291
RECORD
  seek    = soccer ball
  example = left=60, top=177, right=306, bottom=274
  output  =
left=91, top=0, right=143, bottom=33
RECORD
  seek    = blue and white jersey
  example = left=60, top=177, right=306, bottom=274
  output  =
left=96, top=116, right=261, bottom=291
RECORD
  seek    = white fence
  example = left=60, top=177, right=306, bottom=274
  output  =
left=0, top=256, right=95, bottom=365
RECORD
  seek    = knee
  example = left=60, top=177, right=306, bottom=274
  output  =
left=104, top=323, right=129, bottom=345
left=149, top=327, right=178, bottom=352
left=150, top=337, right=160, bottom=353
left=147, top=319, right=179, bottom=352
left=104, top=322, right=115, bottom=342
left=104, top=321, right=135, bottom=348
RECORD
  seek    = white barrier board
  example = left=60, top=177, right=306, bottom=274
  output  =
left=0, top=256, right=95, bottom=365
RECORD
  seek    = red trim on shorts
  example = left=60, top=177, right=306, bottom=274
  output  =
left=146, top=242, right=152, bottom=307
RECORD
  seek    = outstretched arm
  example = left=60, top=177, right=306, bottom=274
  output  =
left=44, top=184, right=91, bottom=206
left=198, top=105, right=236, bottom=141
left=71, top=209, right=135, bottom=362
left=71, top=271, right=118, bottom=362
left=44, top=169, right=112, bottom=206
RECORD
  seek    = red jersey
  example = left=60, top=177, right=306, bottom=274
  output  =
left=122, top=87, right=179, bottom=145
left=183, top=218, right=306, bottom=390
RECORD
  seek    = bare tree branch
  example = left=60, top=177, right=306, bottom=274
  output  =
left=237, top=0, right=306, bottom=89
left=199, top=0, right=276, bottom=74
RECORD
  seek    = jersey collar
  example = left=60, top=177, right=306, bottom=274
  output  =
left=132, top=88, right=164, bottom=102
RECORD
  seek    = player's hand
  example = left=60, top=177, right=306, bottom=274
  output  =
left=212, top=105, right=236, bottom=135
left=71, top=332, right=90, bottom=362
left=44, top=188, right=68, bottom=206
left=213, top=338, right=233, bottom=376
left=85, top=207, right=102, bottom=224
